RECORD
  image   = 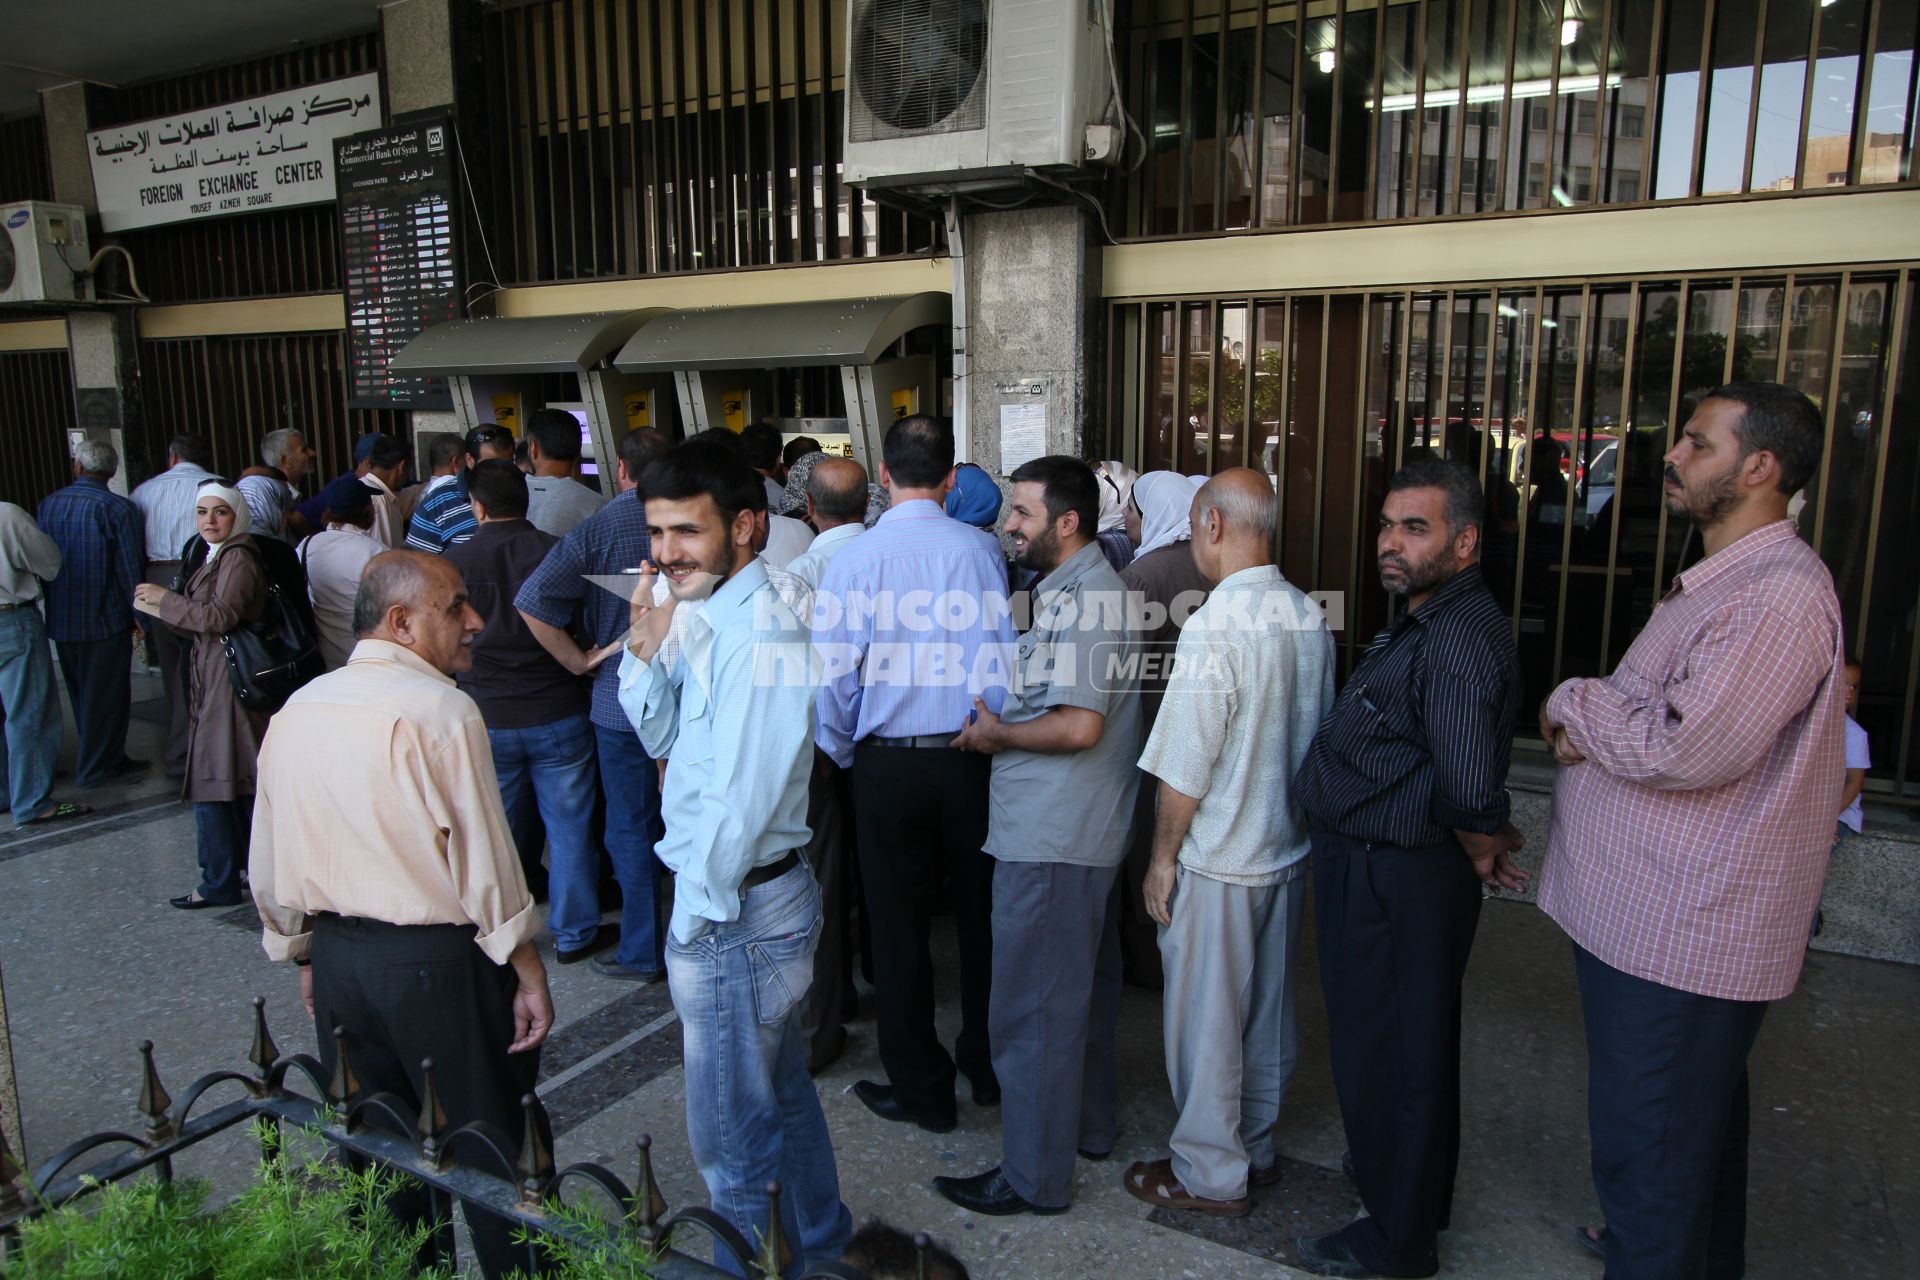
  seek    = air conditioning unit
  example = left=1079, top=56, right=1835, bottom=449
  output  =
left=0, top=202, right=90, bottom=306
left=844, top=0, right=1117, bottom=192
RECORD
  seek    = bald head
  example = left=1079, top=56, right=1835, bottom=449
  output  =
left=1191, top=468, right=1277, bottom=583
left=808, top=457, right=869, bottom=528
left=353, top=551, right=483, bottom=674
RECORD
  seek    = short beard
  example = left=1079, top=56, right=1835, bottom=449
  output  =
left=1663, top=460, right=1743, bottom=526
left=1378, top=544, right=1457, bottom=597
left=1016, top=523, right=1063, bottom=573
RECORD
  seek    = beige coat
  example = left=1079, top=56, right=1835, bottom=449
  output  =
left=155, top=535, right=271, bottom=802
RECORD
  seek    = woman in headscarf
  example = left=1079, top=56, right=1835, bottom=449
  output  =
left=132, top=480, right=273, bottom=909
left=1094, top=461, right=1139, bottom=571
left=1113, top=469, right=1216, bottom=990
left=780, top=448, right=892, bottom=528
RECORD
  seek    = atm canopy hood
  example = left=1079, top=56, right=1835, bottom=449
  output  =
left=612, top=292, right=950, bottom=373
left=388, top=310, right=667, bottom=376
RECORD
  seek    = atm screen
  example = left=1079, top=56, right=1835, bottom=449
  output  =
left=558, top=407, right=600, bottom=482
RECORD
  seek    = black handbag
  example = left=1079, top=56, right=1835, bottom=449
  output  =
left=217, top=544, right=325, bottom=714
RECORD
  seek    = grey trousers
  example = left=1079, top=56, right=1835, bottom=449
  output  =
left=142, top=563, right=190, bottom=775
left=1159, top=864, right=1307, bottom=1201
left=989, top=859, right=1123, bottom=1209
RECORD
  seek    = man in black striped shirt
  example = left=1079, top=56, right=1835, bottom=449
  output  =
left=1291, top=456, right=1526, bottom=1279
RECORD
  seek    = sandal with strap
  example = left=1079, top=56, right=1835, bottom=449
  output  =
left=1122, top=1157, right=1251, bottom=1217
left=18, top=801, right=91, bottom=826
left=1574, top=1225, right=1606, bottom=1259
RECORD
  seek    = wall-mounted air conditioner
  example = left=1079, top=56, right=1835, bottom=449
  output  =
left=844, top=0, right=1118, bottom=192
left=0, top=202, right=91, bottom=306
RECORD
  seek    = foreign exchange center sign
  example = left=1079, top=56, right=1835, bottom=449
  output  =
left=86, top=73, right=382, bottom=232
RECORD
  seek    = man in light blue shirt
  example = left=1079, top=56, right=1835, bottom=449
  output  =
left=811, top=415, right=1018, bottom=1134
left=615, top=439, right=851, bottom=1270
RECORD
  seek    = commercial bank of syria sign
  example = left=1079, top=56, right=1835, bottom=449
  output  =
left=86, top=73, right=382, bottom=232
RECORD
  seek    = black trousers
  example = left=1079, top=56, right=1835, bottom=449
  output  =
left=849, top=741, right=995, bottom=1116
left=1576, top=943, right=1768, bottom=1280
left=1311, top=829, right=1481, bottom=1277
left=799, top=750, right=855, bottom=1071
left=56, top=636, right=133, bottom=788
left=310, top=916, right=550, bottom=1280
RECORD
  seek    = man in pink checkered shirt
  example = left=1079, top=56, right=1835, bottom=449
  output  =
left=1539, top=381, right=1846, bottom=1280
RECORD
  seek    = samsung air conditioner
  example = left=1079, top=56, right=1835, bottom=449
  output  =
left=0, top=202, right=91, bottom=306
left=844, top=0, right=1119, bottom=192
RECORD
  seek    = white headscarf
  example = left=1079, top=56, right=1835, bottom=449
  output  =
left=1132, top=470, right=1198, bottom=557
left=1095, top=461, right=1138, bottom=535
left=194, top=480, right=251, bottom=559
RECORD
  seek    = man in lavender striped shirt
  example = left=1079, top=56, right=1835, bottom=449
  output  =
left=813, top=416, right=1017, bottom=1133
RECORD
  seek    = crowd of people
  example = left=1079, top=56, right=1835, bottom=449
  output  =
left=0, top=379, right=1860, bottom=1280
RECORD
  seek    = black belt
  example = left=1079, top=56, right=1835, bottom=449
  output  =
left=742, top=849, right=801, bottom=889
left=0, top=600, right=35, bottom=612
left=864, top=733, right=958, bottom=749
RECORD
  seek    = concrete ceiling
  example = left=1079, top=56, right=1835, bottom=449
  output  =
left=1, top=0, right=385, bottom=117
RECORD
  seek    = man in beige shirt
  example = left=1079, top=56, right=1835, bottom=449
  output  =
left=251, top=549, right=553, bottom=1280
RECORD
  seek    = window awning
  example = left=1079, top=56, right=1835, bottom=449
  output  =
left=387, top=310, right=668, bottom=376
left=612, top=292, right=950, bottom=372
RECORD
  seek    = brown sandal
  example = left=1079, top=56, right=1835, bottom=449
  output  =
left=1122, top=1157, right=1251, bottom=1217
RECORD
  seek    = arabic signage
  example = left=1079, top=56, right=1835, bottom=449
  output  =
left=336, top=117, right=460, bottom=410
left=86, top=73, right=381, bottom=232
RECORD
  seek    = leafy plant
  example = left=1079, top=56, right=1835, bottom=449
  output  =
left=3, top=1123, right=450, bottom=1280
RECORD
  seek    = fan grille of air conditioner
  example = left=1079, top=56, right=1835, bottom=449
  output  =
left=849, top=0, right=990, bottom=143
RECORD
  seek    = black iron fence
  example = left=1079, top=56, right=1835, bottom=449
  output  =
left=0, top=999, right=905, bottom=1280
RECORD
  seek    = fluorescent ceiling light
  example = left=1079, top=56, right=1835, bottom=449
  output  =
left=1368, top=74, right=1624, bottom=112
left=1316, top=49, right=1337, bottom=74
left=1561, top=18, right=1581, bottom=46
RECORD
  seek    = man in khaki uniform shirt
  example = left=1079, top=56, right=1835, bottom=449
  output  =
left=251, top=549, right=553, bottom=1280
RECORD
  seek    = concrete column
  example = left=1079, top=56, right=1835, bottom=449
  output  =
left=382, top=0, right=479, bottom=463
left=41, top=81, right=145, bottom=489
left=962, top=205, right=1103, bottom=473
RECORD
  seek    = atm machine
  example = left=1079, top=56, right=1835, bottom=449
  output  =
left=387, top=310, right=677, bottom=490
left=611, top=293, right=950, bottom=471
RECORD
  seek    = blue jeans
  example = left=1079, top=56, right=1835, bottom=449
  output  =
left=666, top=864, right=851, bottom=1274
left=490, top=713, right=600, bottom=951
left=594, top=723, right=666, bottom=972
left=0, top=607, right=59, bottom=825
left=195, top=795, right=254, bottom=904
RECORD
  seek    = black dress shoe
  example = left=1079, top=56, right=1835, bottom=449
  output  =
left=851, top=1079, right=955, bottom=1134
left=1293, top=1230, right=1379, bottom=1279
left=932, top=1167, right=1067, bottom=1217
left=1341, top=1149, right=1357, bottom=1185
left=1077, top=1146, right=1112, bottom=1161
left=556, top=924, right=619, bottom=964
left=960, top=1074, right=1006, bottom=1105
left=169, top=893, right=236, bottom=910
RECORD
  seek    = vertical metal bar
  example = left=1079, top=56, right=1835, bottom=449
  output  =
left=1741, top=0, right=1770, bottom=192
left=1346, top=293, right=1376, bottom=672
left=646, top=0, right=671, bottom=274
left=1721, top=274, right=1742, bottom=385
left=540, top=4, right=565, bottom=280
left=1850, top=0, right=1885, bottom=185
left=623, top=0, right=647, bottom=274
left=1650, top=278, right=1694, bottom=598
left=1689, top=0, right=1718, bottom=198
left=1328, top=0, right=1347, bottom=217
left=1289, top=0, right=1306, bottom=223
left=1242, top=297, right=1259, bottom=469
left=558, top=0, right=586, bottom=275
left=1795, top=0, right=1826, bottom=191
left=1549, top=286, right=1592, bottom=687
left=742, top=0, right=762, bottom=266
left=1449, top=0, right=1476, bottom=216
left=1140, top=12, right=1160, bottom=235
left=1809, top=270, right=1853, bottom=553
left=1597, top=281, right=1642, bottom=667
left=1274, top=298, right=1294, bottom=556
left=1855, top=271, right=1906, bottom=700
left=1206, top=299, right=1224, bottom=470
left=1496, top=0, right=1520, bottom=209
left=1212, top=3, right=1230, bottom=230
left=1174, top=304, right=1192, bottom=471
left=1435, top=288, right=1457, bottom=454
left=1410, top=0, right=1434, bottom=219
left=1590, top=0, right=1617, bottom=203
left=1773, top=273, right=1796, bottom=383
left=1392, top=293, right=1415, bottom=467
left=581, top=0, right=605, bottom=276
left=819, top=0, right=839, bottom=258
left=1250, top=0, right=1269, bottom=230
left=1311, top=293, right=1332, bottom=597
left=715, top=0, right=737, bottom=267
left=1178, top=2, right=1195, bottom=234
left=692, top=0, right=714, bottom=268
left=1363, top=0, right=1388, bottom=218
left=666, top=0, right=690, bottom=271
left=791, top=0, right=813, bottom=262
left=1543, top=0, right=1569, bottom=204
left=1506, top=286, right=1546, bottom=640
